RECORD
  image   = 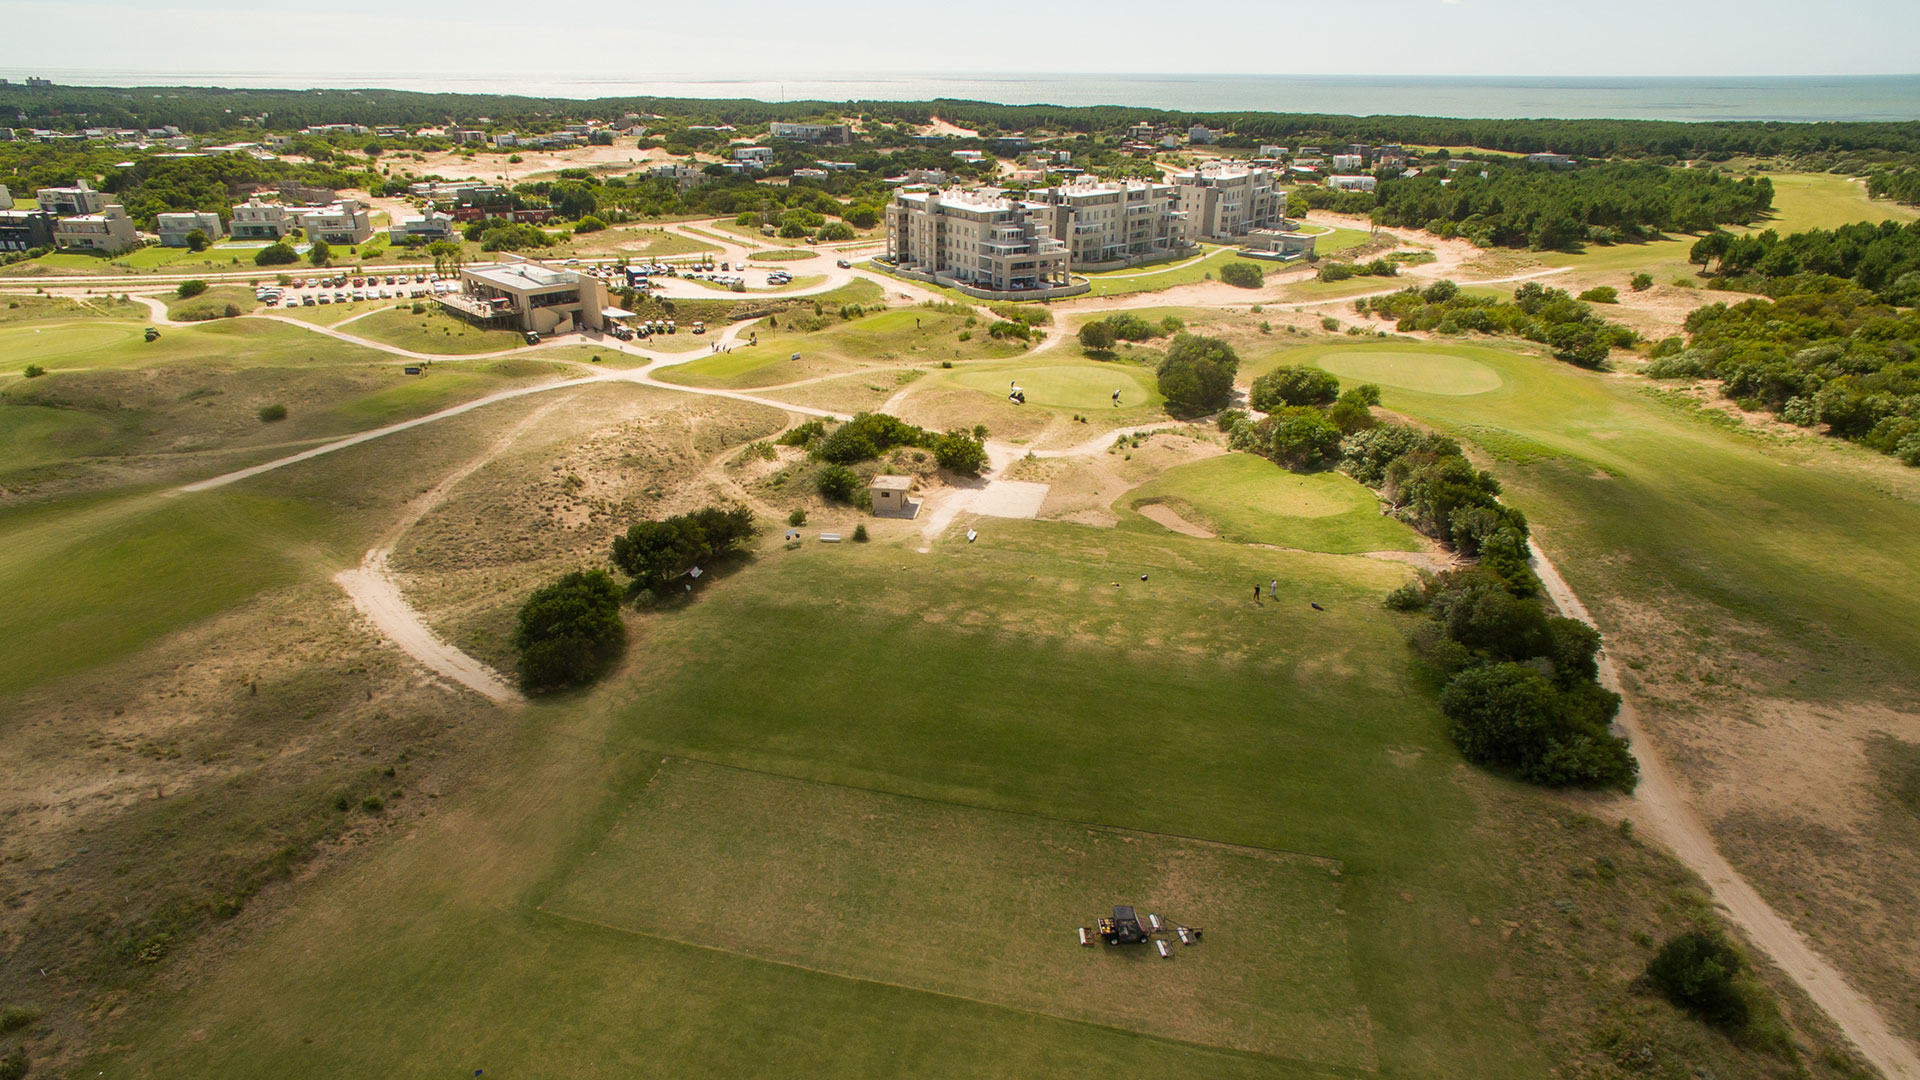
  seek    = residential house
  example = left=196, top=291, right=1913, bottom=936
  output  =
left=52, top=204, right=136, bottom=254
left=1527, top=152, right=1574, bottom=168
left=731, top=146, right=773, bottom=165
left=35, top=180, right=107, bottom=217
left=1188, top=125, right=1220, bottom=145
left=299, top=200, right=373, bottom=245
left=1327, top=175, right=1377, bottom=192
left=230, top=198, right=295, bottom=240
left=0, top=208, right=56, bottom=251
left=388, top=211, right=458, bottom=244
left=155, top=210, right=224, bottom=247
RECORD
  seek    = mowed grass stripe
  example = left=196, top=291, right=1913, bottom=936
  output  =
left=542, top=757, right=1372, bottom=1066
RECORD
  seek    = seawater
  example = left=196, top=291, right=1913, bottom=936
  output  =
left=4, top=70, right=1917, bottom=122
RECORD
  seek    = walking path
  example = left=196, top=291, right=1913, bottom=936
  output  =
left=1530, top=541, right=1920, bottom=1080
left=70, top=241, right=1919, bottom=1077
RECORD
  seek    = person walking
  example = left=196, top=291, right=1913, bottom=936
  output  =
left=1253, top=584, right=1261, bottom=603
left=1269, top=578, right=1277, bottom=599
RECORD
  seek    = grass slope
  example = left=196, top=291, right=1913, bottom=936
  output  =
left=1123, top=453, right=1422, bottom=553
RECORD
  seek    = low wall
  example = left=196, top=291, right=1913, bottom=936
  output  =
left=875, top=261, right=1090, bottom=301
left=1073, top=244, right=1201, bottom=273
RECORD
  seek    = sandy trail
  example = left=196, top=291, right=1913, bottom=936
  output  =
left=330, top=401, right=573, bottom=704
left=1529, top=540, right=1920, bottom=1080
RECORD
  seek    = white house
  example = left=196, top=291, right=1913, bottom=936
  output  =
left=155, top=210, right=224, bottom=247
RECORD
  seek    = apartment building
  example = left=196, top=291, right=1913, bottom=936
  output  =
left=35, top=180, right=107, bottom=217
left=388, top=211, right=458, bottom=244
left=1024, top=179, right=1188, bottom=268
left=300, top=200, right=373, bottom=245
left=1170, top=163, right=1283, bottom=241
left=1188, top=125, right=1221, bottom=145
left=230, top=198, right=295, bottom=240
left=155, top=210, right=224, bottom=247
left=52, top=204, right=136, bottom=254
left=731, top=146, right=773, bottom=165
left=0, top=209, right=56, bottom=252
left=1331, top=153, right=1365, bottom=172
left=884, top=188, right=1072, bottom=297
left=768, top=121, right=851, bottom=144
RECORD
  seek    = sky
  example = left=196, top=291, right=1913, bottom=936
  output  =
left=1, top=0, right=1916, bottom=81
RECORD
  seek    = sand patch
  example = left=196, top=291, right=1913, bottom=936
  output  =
left=1137, top=501, right=1215, bottom=538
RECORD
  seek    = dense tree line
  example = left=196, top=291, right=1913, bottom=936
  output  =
left=1307, top=163, right=1774, bottom=250
left=1867, top=168, right=1920, bottom=206
left=8, top=85, right=1919, bottom=159
left=1649, top=280, right=1920, bottom=465
left=1353, top=280, right=1640, bottom=368
left=1688, top=219, right=1920, bottom=303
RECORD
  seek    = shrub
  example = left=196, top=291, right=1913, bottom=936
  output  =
left=1264, top=406, right=1345, bottom=469
left=933, top=430, right=989, bottom=475
left=360, top=795, right=385, bottom=813
left=1629, top=272, right=1655, bottom=291
left=1320, top=316, right=1341, bottom=332
left=1155, top=333, right=1240, bottom=416
left=255, top=242, right=299, bottom=266
left=0, top=1046, right=26, bottom=1080
left=813, top=412, right=932, bottom=464
left=175, top=279, right=208, bottom=299
left=1577, top=285, right=1620, bottom=304
left=512, top=569, right=627, bottom=691
left=777, top=419, right=827, bottom=448
left=0, top=1006, right=38, bottom=1035
left=852, top=523, right=869, bottom=542
left=788, top=508, right=807, bottom=527
left=1103, top=312, right=1160, bottom=341
left=22, top=364, right=45, bottom=379
left=184, top=228, right=210, bottom=252
left=308, top=239, right=332, bottom=266
left=1077, top=320, right=1116, bottom=352
left=817, top=463, right=860, bottom=502
left=1219, top=260, right=1265, bottom=288
left=1645, top=931, right=1749, bottom=1029
left=574, top=215, right=607, bottom=234
left=257, top=403, right=287, bottom=422
left=1250, top=365, right=1340, bottom=410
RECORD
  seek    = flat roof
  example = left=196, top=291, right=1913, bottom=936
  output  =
left=466, top=263, right=577, bottom=290
left=870, top=475, right=912, bottom=491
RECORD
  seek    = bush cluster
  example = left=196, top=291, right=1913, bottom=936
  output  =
left=610, top=506, right=756, bottom=593
left=1651, top=280, right=1920, bottom=466
left=1218, top=260, right=1264, bottom=288
left=1353, top=280, right=1638, bottom=368
left=1318, top=258, right=1397, bottom=283
left=1155, top=333, right=1240, bottom=416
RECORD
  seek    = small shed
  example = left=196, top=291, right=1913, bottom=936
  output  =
left=869, top=475, right=918, bottom=519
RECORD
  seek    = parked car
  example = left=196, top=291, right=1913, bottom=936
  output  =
left=837, top=259, right=852, bottom=269
left=524, top=330, right=541, bottom=344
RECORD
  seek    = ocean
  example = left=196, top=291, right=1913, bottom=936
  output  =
left=4, top=70, right=1918, bottom=123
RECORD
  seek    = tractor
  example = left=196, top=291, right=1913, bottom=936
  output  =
left=1096, top=905, right=1150, bottom=945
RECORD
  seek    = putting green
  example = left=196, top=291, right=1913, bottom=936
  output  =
left=1316, top=348, right=1503, bottom=396
left=950, top=361, right=1159, bottom=410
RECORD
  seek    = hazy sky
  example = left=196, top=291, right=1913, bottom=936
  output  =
left=2, top=0, right=1917, bottom=79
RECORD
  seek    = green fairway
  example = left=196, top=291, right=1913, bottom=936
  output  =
left=659, top=306, right=1027, bottom=389
left=949, top=359, right=1161, bottom=411
left=1122, top=453, right=1422, bottom=553
left=0, top=492, right=330, bottom=696
left=1751, top=171, right=1918, bottom=233
left=1314, top=346, right=1505, bottom=396
left=546, top=758, right=1372, bottom=1067
left=1082, top=246, right=1250, bottom=297
left=3, top=319, right=143, bottom=368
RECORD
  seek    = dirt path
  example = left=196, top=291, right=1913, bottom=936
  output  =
left=330, top=401, right=575, bottom=704
left=1529, top=540, right=1920, bottom=1080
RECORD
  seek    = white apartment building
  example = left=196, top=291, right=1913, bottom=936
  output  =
left=731, top=146, right=773, bottom=164
left=792, top=168, right=829, bottom=180
left=0, top=184, right=10, bottom=210
left=884, top=188, right=1072, bottom=297
left=36, top=180, right=108, bottom=217
left=768, top=121, right=851, bottom=144
left=1170, top=162, right=1283, bottom=241
left=1188, top=125, right=1220, bottom=145
left=1327, top=175, right=1378, bottom=193
left=1024, top=179, right=1188, bottom=268
left=1331, top=153, right=1365, bottom=172
left=155, top=210, right=224, bottom=247
left=388, top=211, right=458, bottom=244
left=300, top=200, right=373, bottom=245
left=52, top=204, right=136, bottom=254
left=230, top=198, right=294, bottom=240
